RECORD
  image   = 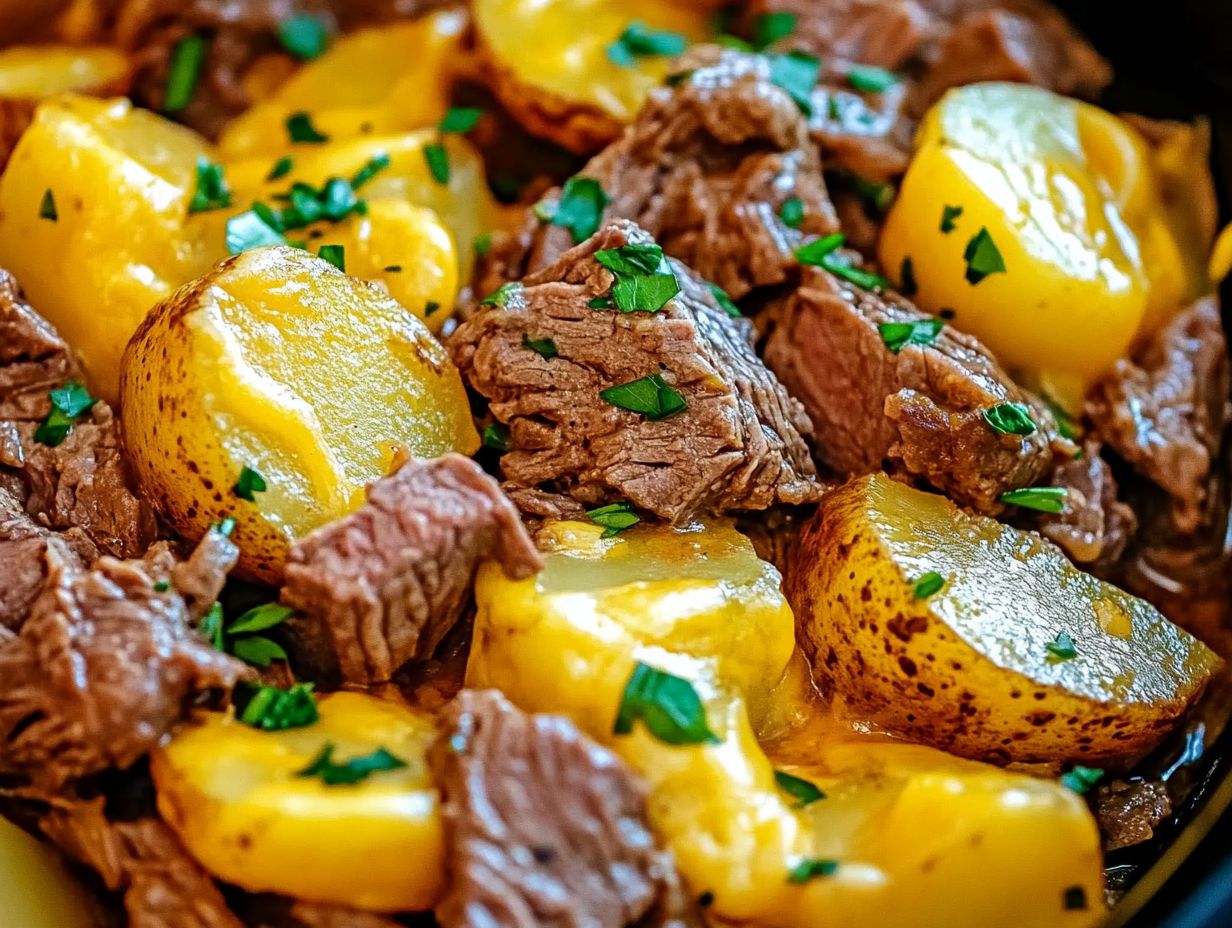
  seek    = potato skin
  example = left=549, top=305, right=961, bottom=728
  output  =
left=788, top=474, right=1222, bottom=770
left=121, top=246, right=478, bottom=582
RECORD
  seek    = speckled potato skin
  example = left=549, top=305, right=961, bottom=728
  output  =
left=787, top=474, right=1222, bottom=770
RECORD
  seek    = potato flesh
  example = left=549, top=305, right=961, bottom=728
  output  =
left=0, top=44, right=128, bottom=98
left=469, top=520, right=1104, bottom=928
left=121, top=245, right=478, bottom=581
left=789, top=474, right=1221, bottom=768
left=0, top=817, right=97, bottom=928
left=151, top=693, right=444, bottom=912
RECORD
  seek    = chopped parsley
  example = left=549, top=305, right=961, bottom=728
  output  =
left=601, top=372, right=687, bottom=420
left=898, top=256, right=917, bottom=296
left=201, top=602, right=225, bottom=650
left=1060, top=765, right=1104, bottom=795
left=779, top=196, right=805, bottom=229
left=586, top=501, right=640, bottom=538
left=226, top=209, right=286, bottom=254
left=286, top=112, right=330, bottom=144
left=774, top=770, right=825, bottom=807
left=1044, top=395, right=1082, bottom=442
left=231, top=636, right=288, bottom=667
left=278, top=13, right=330, bottom=60
left=795, top=232, right=890, bottom=290
left=541, top=176, right=610, bottom=243
left=213, top=516, right=237, bottom=538
left=439, top=106, right=484, bottom=134
left=665, top=68, right=695, bottom=87
left=317, top=244, right=346, bottom=271
left=1045, top=632, right=1079, bottom=663
left=238, top=682, right=319, bottom=732
left=999, top=486, right=1068, bottom=513
left=252, top=176, right=369, bottom=233
left=232, top=466, right=267, bottom=501
left=38, top=189, right=57, bottom=221
left=795, top=232, right=845, bottom=264
left=913, top=571, right=945, bottom=599
left=877, top=318, right=944, bottom=354
left=34, top=381, right=95, bottom=447
left=846, top=64, right=899, bottom=93
left=482, top=422, right=511, bottom=452
left=423, top=142, right=450, bottom=184
left=479, top=281, right=522, bottom=308
left=1063, top=886, right=1089, bottom=911
left=350, top=153, right=391, bottom=190
left=424, top=300, right=441, bottom=316
left=940, top=204, right=963, bottom=234
left=751, top=11, right=797, bottom=49
left=522, top=333, right=558, bottom=359
left=708, top=282, right=741, bottom=317
left=474, top=232, right=493, bottom=256
left=153, top=580, right=171, bottom=593
left=963, top=227, right=1006, bottom=285
left=607, top=21, right=688, bottom=67
left=593, top=243, right=680, bottom=312
left=164, top=34, right=206, bottom=114
left=219, top=602, right=294, bottom=668
left=189, top=157, right=232, bottom=213
left=852, top=174, right=895, bottom=215
left=296, top=743, right=407, bottom=786
left=982, top=402, right=1037, bottom=437
left=267, top=156, right=294, bottom=182
left=614, top=662, right=719, bottom=745
left=768, top=50, right=821, bottom=116
left=787, top=858, right=839, bottom=883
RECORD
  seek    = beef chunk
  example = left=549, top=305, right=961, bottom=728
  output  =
left=430, top=689, right=683, bottom=928
left=1087, top=298, right=1230, bottom=535
left=761, top=265, right=1062, bottom=512
left=288, top=901, right=406, bottom=928
left=281, top=454, right=542, bottom=684
left=0, top=487, right=96, bottom=632
left=41, top=798, right=243, bottom=928
left=453, top=221, right=822, bottom=522
left=0, top=532, right=250, bottom=790
left=809, top=77, right=914, bottom=183
left=477, top=48, right=837, bottom=303
left=1095, top=779, right=1172, bottom=852
left=1036, top=442, right=1137, bottom=570
left=0, top=269, right=77, bottom=420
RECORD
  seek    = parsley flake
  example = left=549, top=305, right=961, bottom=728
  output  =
left=232, top=636, right=289, bottom=667
left=296, top=743, right=408, bottom=786
left=267, top=156, right=294, bottom=182
left=317, top=244, right=345, bottom=271
left=35, top=380, right=95, bottom=446
left=153, top=580, right=171, bottom=593
left=594, top=243, right=680, bottom=312
left=278, top=13, right=330, bottom=60
left=1046, top=632, right=1079, bottom=663
left=877, top=318, right=943, bottom=354
left=542, top=176, right=610, bottom=243
left=795, top=233, right=846, bottom=265
left=1043, top=395, right=1082, bottom=442
left=522, top=333, right=558, bottom=359
left=474, top=232, right=493, bottom=256
left=614, top=662, right=719, bottom=745
left=774, top=770, right=825, bottom=807
left=482, top=422, right=510, bottom=452
left=226, top=209, right=286, bottom=254
left=982, top=402, right=1037, bottom=437
left=708, top=282, right=741, bottom=317
left=213, top=517, right=237, bottom=538
left=439, top=106, right=484, bottom=134
left=229, top=603, right=295, bottom=635
left=479, top=281, right=522, bottom=308
left=423, top=142, right=450, bottom=184
left=752, top=11, right=797, bottom=49
left=286, top=112, right=330, bottom=144
left=189, top=157, right=232, bottom=214
left=607, top=22, right=688, bottom=67
left=232, top=466, right=267, bottom=501
left=779, top=196, right=804, bottom=229
left=796, top=232, right=892, bottom=290
left=601, top=373, right=687, bottom=420
left=350, top=153, right=391, bottom=190
left=913, top=571, right=945, bottom=599
left=1060, top=766, right=1104, bottom=795
left=238, top=682, right=319, bottom=732
left=999, top=486, right=1067, bottom=513
left=940, top=204, right=963, bottom=233
left=768, top=50, right=820, bottom=116
left=38, top=189, right=57, bottom=221
left=847, top=64, right=899, bottom=93
left=164, top=34, right=206, bottom=114
left=852, top=174, right=895, bottom=216
left=787, top=858, right=839, bottom=883
left=963, top=227, right=1006, bottom=285
left=424, top=300, right=441, bottom=316
left=587, top=501, right=640, bottom=538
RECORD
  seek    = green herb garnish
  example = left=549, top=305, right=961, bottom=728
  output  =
left=239, top=682, right=319, bottom=732
left=474, top=232, right=493, bottom=256
left=189, top=157, right=232, bottom=213
left=1060, top=766, right=1104, bottom=795
left=601, top=373, right=687, bottom=420
left=708, top=282, right=741, bottom=317
left=614, top=662, right=719, bottom=745
left=752, top=11, right=797, bottom=49
left=286, top=112, right=330, bottom=144
left=232, top=466, right=267, bottom=501
left=877, top=318, right=943, bottom=354
left=439, top=106, right=484, bottom=134
left=587, top=501, right=640, bottom=538
left=847, top=64, right=899, bottom=93
left=541, top=176, right=610, bottom=244
left=852, top=174, right=895, bottom=215
left=296, top=743, right=408, bottom=786
left=267, top=156, right=294, bottom=182
left=774, top=770, right=825, bottom=807
left=423, top=142, right=450, bottom=184
left=779, top=196, right=804, bottom=229
left=201, top=601, right=225, bottom=650
left=232, top=636, right=289, bottom=667
left=213, top=516, right=237, bottom=538
left=482, top=422, right=510, bottom=452
left=350, top=153, right=391, bottom=190
left=153, top=580, right=171, bottom=593
left=593, top=243, right=680, bottom=312
left=38, top=189, right=57, bottom=221
left=522, top=333, right=558, bottom=359
left=913, top=571, right=945, bottom=599
left=207, top=601, right=294, bottom=667
left=795, top=232, right=891, bottom=290
left=940, top=204, right=963, bottom=233
left=317, top=244, right=345, bottom=271
left=787, top=858, right=839, bottom=883
left=982, top=402, right=1037, bottom=437
left=1043, top=395, right=1082, bottom=442
left=226, top=209, right=286, bottom=254
left=34, top=380, right=95, bottom=447
left=164, top=34, right=206, bottom=113
left=963, top=227, right=1006, bottom=285
left=425, top=300, right=441, bottom=316
left=1045, top=632, right=1079, bottom=664
left=278, top=13, right=330, bottom=60
left=607, top=21, right=688, bottom=67
left=479, top=281, right=522, bottom=308
left=768, top=50, right=820, bottom=116
left=999, top=486, right=1067, bottom=513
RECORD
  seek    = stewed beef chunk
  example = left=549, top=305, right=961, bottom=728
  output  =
left=0, top=531, right=250, bottom=790
left=1035, top=442, right=1137, bottom=570
left=430, top=689, right=687, bottom=928
left=281, top=454, right=542, bottom=684
left=1095, top=779, right=1173, bottom=852
left=453, top=221, right=822, bottom=522
left=477, top=48, right=837, bottom=303
left=1087, top=298, right=1230, bottom=535
left=761, top=265, right=1063, bottom=513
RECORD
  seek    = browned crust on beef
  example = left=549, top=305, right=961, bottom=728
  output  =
left=1035, top=442, right=1137, bottom=570
left=1095, top=779, right=1173, bottom=852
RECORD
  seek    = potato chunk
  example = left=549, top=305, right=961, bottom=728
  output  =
left=121, top=245, right=478, bottom=582
left=0, top=817, right=96, bottom=928
left=151, top=692, right=444, bottom=912
left=469, top=519, right=1104, bottom=928
left=788, top=474, right=1221, bottom=768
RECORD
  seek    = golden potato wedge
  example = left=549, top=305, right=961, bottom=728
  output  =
left=0, top=817, right=96, bottom=928
left=474, top=0, right=711, bottom=153
left=121, top=245, right=478, bottom=582
left=788, top=474, right=1222, bottom=769
left=152, top=692, right=444, bottom=912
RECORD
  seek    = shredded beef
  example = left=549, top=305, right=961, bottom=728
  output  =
left=1095, top=779, right=1173, bottom=852
left=476, top=48, right=837, bottom=304
left=1087, top=298, right=1230, bottom=535
left=40, top=798, right=243, bottom=928
left=761, top=265, right=1063, bottom=513
left=288, top=901, right=406, bottom=928
left=1036, top=442, right=1137, bottom=570
left=430, top=689, right=686, bottom=928
left=454, top=220, right=822, bottom=522
left=0, top=488, right=94, bottom=633
left=0, top=533, right=250, bottom=791
left=281, top=454, right=542, bottom=685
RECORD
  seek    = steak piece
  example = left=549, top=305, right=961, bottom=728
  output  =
left=1087, top=298, right=1230, bottom=535
left=430, top=689, right=686, bottom=928
left=476, top=48, right=837, bottom=303
left=41, top=798, right=243, bottom=928
left=0, top=487, right=95, bottom=632
left=761, top=266, right=1063, bottom=513
left=0, top=531, right=250, bottom=790
left=289, top=902, right=406, bottom=928
left=453, top=220, right=822, bottom=522
left=1095, top=779, right=1173, bottom=852
left=281, top=454, right=542, bottom=685
left=1036, top=442, right=1137, bottom=570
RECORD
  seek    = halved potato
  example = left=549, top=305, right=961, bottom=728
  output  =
left=121, top=245, right=478, bottom=582
left=469, top=519, right=1105, bottom=928
left=788, top=474, right=1222, bottom=769
left=152, top=692, right=444, bottom=912
left=474, top=0, right=711, bottom=153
